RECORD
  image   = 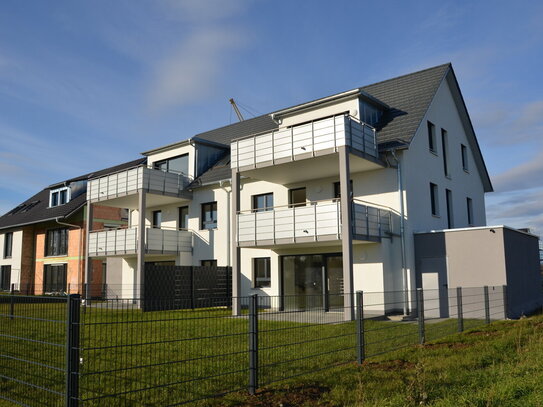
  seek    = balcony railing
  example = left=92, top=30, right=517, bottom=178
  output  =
left=236, top=199, right=391, bottom=246
left=87, top=165, right=193, bottom=202
left=231, top=114, right=377, bottom=171
left=88, top=226, right=192, bottom=257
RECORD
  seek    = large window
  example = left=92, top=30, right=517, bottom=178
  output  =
left=252, top=193, right=274, bottom=212
left=152, top=210, right=162, bottom=228
left=44, top=264, right=67, bottom=293
left=45, top=228, right=68, bottom=257
left=428, top=121, right=436, bottom=153
left=441, top=129, right=449, bottom=177
left=430, top=183, right=439, bottom=216
left=201, top=259, right=217, bottom=267
left=289, top=188, right=306, bottom=208
left=154, top=154, right=189, bottom=175
left=201, top=202, right=218, bottom=230
left=461, top=144, right=469, bottom=172
left=4, top=232, right=13, bottom=258
left=50, top=187, right=70, bottom=207
left=179, top=206, right=189, bottom=229
left=467, top=197, right=474, bottom=226
left=0, top=265, right=11, bottom=291
left=253, top=257, right=271, bottom=288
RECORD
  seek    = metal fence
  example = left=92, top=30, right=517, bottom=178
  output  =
left=0, top=285, right=508, bottom=406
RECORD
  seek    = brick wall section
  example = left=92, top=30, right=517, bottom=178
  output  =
left=19, top=226, right=35, bottom=294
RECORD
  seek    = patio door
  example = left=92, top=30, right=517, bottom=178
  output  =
left=281, top=254, right=343, bottom=310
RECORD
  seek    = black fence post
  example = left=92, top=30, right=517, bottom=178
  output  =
left=456, top=287, right=463, bottom=332
left=356, top=291, right=365, bottom=364
left=10, top=283, right=15, bottom=320
left=66, top=294, right=80, bottom=407
left=502, top=285, right=508, bottom=319
left=248, top=294, right=259, bottom=395
left=417, top=288, right=425, bottom=345
left=484, top=286, right=490, bottom=324
left=190, top=267, right=195, bottom=310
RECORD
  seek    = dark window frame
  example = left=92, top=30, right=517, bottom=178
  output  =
left=179, top=206, right=189, bottom=229
left=4, top=232, right=13, bottom=259
left=45, top=228, right=68, bottom=257
left=446, top=189, right=453, bottom=229
left=201, top=201, right=218, bottom=230
left=428, top=121, right=437, bottom=153
left=288, top=187, right=307, bottom=208
left=154, top=153, right=189, bottom=175
left=0, top=265, right=11, bottom=291
left=467, top=197, right=474, bottom=226
left=461, top=144, right=469, bottom=172
left=43, top=263, right=67, bottom=293
left=152, top=210, right=162, bottom=228
left=333, top=180, right=353, bottom=200
left=253, top=257, right=271, bottom=288
left=441, top=128, right=449, bottom=177
left=430, top=183, right=439, bottom=217
left=252, top=193, right=274, bottom=212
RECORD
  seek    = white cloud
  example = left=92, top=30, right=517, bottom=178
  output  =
left=147, top=26, right=247, bottom=111
left=492, top=150, right=543, bottom=193
left=159, top=0, right=249, bottom=22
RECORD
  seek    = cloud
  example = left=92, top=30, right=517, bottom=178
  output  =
left=492, top=150, right=543, bottom=193
left=147, top=26, right=247, bottom=111
left=159, top=0, right=249, bottom=22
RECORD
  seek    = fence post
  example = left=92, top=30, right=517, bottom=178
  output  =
left=248, top=294, right=259, bottom=395
left=356, top=291, right=365, bottom=364
left=502, top=285, right=508, bottom=319
left=417, top=288, right=425, bottom=345
left=66, top=294, right=81, bottom=407
left=10, top=283, right=15, bottom=320
left=456, top=287, right=463, bottom=333
left=190, top=267, right=195, bottom=310
left=484, top=286, right=490, bottom=324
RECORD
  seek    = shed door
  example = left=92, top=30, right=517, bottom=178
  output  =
left=419, top=257, right=449, bottom=318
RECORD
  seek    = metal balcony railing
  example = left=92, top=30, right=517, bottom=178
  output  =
left=236, top=199, right=391, bottom=246
left=88, top=226, right=192, bottom=256
left=231, top=114, right=377, bottom=171
left=87, top=165, right=193, bottom=202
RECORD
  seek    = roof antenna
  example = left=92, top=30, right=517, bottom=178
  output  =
left=229, top=98, right=244, bottom=122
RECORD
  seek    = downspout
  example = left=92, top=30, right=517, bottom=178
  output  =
left=55, top=217, right=83, bottom=295
left=219, top=180, right=231, bottom=267
left=390, top=150, right=409, bottom=315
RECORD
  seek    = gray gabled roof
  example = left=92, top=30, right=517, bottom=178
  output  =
left=191, top=63, right=492, bottom=191
left=0, top=158, right=146, bottom=230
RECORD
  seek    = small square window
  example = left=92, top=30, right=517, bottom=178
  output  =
left=152, top=210, right=162, bottom=228
left=253, top=257, right=271, bottom=288
left=252, top=193, right=274, bottom=212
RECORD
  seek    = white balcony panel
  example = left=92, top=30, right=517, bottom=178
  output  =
left=231, top=115, right=376, bottom=170
left=88, top=228, right=138, bottom=257
left=146, top=228, right=192, bottom=253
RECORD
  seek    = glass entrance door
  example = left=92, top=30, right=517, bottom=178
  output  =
left=282, top=254, right=343, bottom=310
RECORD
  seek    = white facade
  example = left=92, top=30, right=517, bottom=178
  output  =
left=0, top=230, right=23, bottom=289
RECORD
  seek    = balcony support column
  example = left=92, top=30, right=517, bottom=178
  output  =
left=231, top=170, right=241, bottom=316
left=84, top=203, right=93, bottom=301
left=339, top=146, right=355, bottom=321
left=136, top=190, right=146, bottom=301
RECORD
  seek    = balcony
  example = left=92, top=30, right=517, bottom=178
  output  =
left=236, top=199, right=392, bottom=247
left=88, top=227, right=193, bottom=257
left=231, top=115, right=382, bottom=183
left=87, top=165, right=192, bottom=204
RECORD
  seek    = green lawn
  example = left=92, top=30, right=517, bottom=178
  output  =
left=0, top=298, right=497, bottom=406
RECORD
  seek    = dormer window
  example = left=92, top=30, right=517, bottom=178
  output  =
left=154, top=154, right=189, bottom=176
left=50, top=187, right=70, bottom=207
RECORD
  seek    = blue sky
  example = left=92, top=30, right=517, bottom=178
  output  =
left=0, top=0, right=542, bottom=234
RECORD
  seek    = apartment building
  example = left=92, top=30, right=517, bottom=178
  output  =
left=0, top=159, right=144, bottom=295
left=84, top=63, right=522, bottom=320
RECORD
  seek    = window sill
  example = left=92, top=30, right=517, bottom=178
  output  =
left=44, top=254, right=68, bottom=258
left=429, top=149, right=438, bottom=156
left=445, top=175, right=452, bottom=180
left=463, top=169, right=470, bottom=174
left=432, top=214, right=441, bottom=219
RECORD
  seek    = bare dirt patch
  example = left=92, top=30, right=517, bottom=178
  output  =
left=226, top=385, right=332, bottom=407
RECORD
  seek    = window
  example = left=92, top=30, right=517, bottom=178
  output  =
left=201, top=202, right=218, bottom=229
left=289, top=188, right=306, bottom=207
left=201, top=259, right=217, bottom=267
left=333, top=181, right=353, bottom=200
left=152, top=210, right=162, bottom=228
left=154, top=154, right=189, bottom=175
left=428, top=121, right=436, bottom=153
left=253, top=257, right=271, bottom=288
left=50, top=187, right=70, bottom=207
left=4, top=232, right=13, bottom=258
left=45, top=228, right=68, bottom=257
left=461, top=144, right=469, bottom=171
left=252, top=193, right=274, bottom=212
left=44, top=264, right=67, bottom=293
left=441, top=129, right=449, bottom=177
left=467, top=197, right=474, bottom=226
left=0, top=265, right=11, bottom=291
left=446, top=189, right=453, bottom=229
left=430, top=183, right=439, bottom=216
left=179, top=206, right=189, bottom=229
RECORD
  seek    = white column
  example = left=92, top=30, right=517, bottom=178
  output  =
left=231, top=170, right=241, bottom=316
left=136, top=190, right=146, bottom=300
left=339, top=146, right=354, bottom=321
left=84, top=203, right=94, bottom=300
